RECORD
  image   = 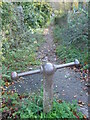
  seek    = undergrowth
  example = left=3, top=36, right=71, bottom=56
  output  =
left=1, top=89, right=84, bottom=119
left=2, top=31, right=44, bottom=83
left=53, top=9, right=88, bottom=69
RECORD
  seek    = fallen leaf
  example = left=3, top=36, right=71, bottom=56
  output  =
left=10, top=107, right=13, bottom=111
left=83, top=115, right=87, bottom=119
left=57, top=99, right=62, bottom=103
left=0, top=86, right=3, bottom=89
left=12, top=104, right=15, bottom=106
left=15, top=107, right=18, bottom=111
left=78, top=100, right=82, bottom=104
left=2, top=91, right=5, bottom=95
left=86, top=93, right=88, bottom=96
left=19, top=77, right=24, bottom=80
left=12, top=82, right=14, bottom=85
left=73, top=112, right=79, bottom=119
left=79, top=104, right=83, bottom=107
left=7, top=91, right=11, bottom=95
left=11, top=90, right=14, bottom=94
left=73, top=67, right=76, bottom=70
left=62, top=93, right=65, bottom=96
left=1, top=87, right=6, bottom=91
left=82, top=102, right=85, bottom=105
left=80, top=80, right=84, bottom=82
left=5, top=82, right=10, bottom=87
left=88, top=103, right=90, bottom=107
left=74, top=95, right=77, bottom=98
left=83, top=87, right=87, bottom=90
left=78, top=100, right=85, bottom=106
left=34, top=41, right=37, bottom=44
left=2, top=103, right=5, bottom=108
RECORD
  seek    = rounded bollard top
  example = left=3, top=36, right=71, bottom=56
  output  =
left=11, top=72, right=18, bottom=80
left=42, top=62, right=56, bottom=75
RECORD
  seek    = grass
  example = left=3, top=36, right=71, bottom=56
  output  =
left=56, top=44, right=88, bottom=64
left=1, top=89, right=84, bottom=119
left=53, top=25, right=88, bottom=69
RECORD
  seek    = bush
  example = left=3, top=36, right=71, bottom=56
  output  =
left=53, top=9, right=88, bottom=67
left=1, top=2, right=52, bottom=28
left=21, top=2, right=52, bottom=28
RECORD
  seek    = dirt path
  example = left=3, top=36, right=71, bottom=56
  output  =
left=37, top=26, right=88, bottom=117
left=37, top=26, right=57, bottom=63
left=7, top=26, right=88, bottom=117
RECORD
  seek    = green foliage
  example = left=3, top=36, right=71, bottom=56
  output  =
left=1, top=3, right=14, bottom=26
left=15, top=95, right=43, bottom=118
left=1, top=2, right=52, bottom=29
left=1, top=90, right=83, bottom=119
left=54, top=10, right=88, bottom=45
left=53, top=9, right=88, bottom=67
left=1, top=86, right=84, bottom=119
left=21, top=2, right=52, bottom=28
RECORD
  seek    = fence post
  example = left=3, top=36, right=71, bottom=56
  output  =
left=42, top=62, right=56, bottom=113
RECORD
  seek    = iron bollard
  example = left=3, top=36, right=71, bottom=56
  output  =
left=11, top=59, right=79, bottom=113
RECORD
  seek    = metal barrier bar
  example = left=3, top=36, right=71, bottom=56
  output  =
left=11, top=59, right=80, bottom=113
left=18, top=69, right=41, bottom=77
left=55, top=59, right=79, bottom=69
left=11, top=69, right=41, bottom=80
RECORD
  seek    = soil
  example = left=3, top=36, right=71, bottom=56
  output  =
left=7, top=25, right=88, bottom=117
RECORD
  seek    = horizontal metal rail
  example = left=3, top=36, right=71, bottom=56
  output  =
left=55, top=62, right=75, bottom=69
left=11, top=69, right=41, bottom=80
left=18, top=69, right=41, bottom=77
left=11, top=59, right=79, bottom=80
left=55, top=59, right=79, bottom=69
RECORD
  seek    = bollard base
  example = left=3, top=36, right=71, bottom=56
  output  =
left=43, top=75, right=53, bottom=113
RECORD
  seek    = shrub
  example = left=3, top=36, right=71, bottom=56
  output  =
left=53, top=9, right=88, bottom=67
